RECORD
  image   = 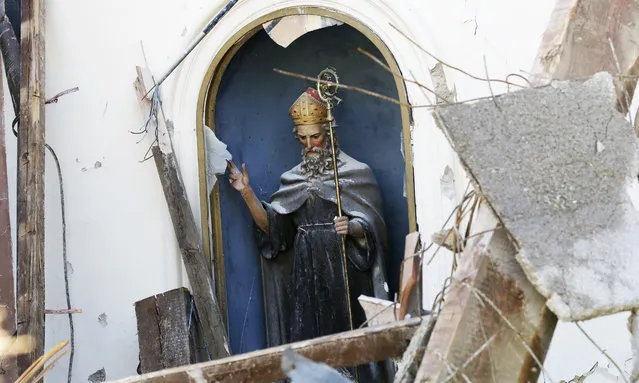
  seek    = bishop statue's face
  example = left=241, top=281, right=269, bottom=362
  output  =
left=295, top=124, right=326, bottom=152
left=296, top=124, right=334, bottom=178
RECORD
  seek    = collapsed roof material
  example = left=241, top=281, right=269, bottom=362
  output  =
left=435, top=72, right=639, bottom=321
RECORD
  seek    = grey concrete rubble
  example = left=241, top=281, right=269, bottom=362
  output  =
left=434, top=72, right=639, bottom=321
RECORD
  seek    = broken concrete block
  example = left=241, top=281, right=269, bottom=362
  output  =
left=435, top=72, right=639, bottom=321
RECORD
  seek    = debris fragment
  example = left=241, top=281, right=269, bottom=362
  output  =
left=357, top=295, right=399, bottom=326
left=44, top=308, right=81, bottom=314
left=45, top=86, right=79, bottom=104
left=88, top=367, right=106, bottom=382
left=98, top=313, right=108, bottom=327
left=440, top=165, right=456, bottom=200
left=430, top=228, right=463, bottom=253
left=263, top=16, right=343, bottom=48
left=558, top=362, right=597, bottom=383
left=281, top=348, right=352, bottom=382
left=204, top=126, right=232, bottom=195
left=435, top=71, right=639, bottom=321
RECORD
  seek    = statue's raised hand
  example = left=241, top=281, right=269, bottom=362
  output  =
left=227, top=159, right=268, bottom=232
left=227, top=160, right=249, bottom=193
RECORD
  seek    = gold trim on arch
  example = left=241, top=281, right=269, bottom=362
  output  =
left=196, top=7, right=416, bottom=325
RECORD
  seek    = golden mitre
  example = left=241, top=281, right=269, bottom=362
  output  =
left=289, top=87, right=328, bottom=126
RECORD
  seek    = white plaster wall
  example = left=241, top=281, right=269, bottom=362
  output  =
left=39, top=1, right=215, bottom=380
left=1, top=0, right=631, bottom=381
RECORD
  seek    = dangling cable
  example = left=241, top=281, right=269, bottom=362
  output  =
left=44, top=144, right=74, bottom=383
left=13, top=119, right=75, bottom=383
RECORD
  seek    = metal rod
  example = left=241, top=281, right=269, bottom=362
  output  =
left=318, top=67, right=358, bottom=381
left=327, top=105, right=353, bottom=329
left=326, top=104, right=358, bottom=382
left=142, top=0, right=239, bottom=99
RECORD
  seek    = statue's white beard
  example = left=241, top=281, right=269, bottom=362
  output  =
left=301, top=144, right=337, bottom=179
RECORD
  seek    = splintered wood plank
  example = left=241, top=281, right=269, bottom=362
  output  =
left=531, top=0, right=639, bottom=112
left=135, top=295, right=164, bottom=373
left=152, top=145, right=230, bottom=360
left=136, top=288, right=196, bottom=373
left=134, top=67, right=230, bottom=360
left=415, top=205, right=555, bottom=382
left=398, top=232, right=420, bottom=320
left=532, top=0, right=635, bottom=80
left=0, top=53, right=17, bottom=383
left=112, top=318, right=421, bottom=383
left=16, top=0, right=45, bottom=373
left=156, top=288, right=192, bottom=368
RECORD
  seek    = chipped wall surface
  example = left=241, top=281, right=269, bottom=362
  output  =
left=2, top=0, right=632, bottom=381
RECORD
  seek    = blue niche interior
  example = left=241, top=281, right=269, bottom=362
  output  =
left=214, top=23, right=409, bottom=354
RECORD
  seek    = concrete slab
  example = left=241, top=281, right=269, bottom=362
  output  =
left=434, top=72, right=639, bottom=321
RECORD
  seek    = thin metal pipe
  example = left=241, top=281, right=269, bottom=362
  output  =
left=143, top=0, right=239, bottom=98
left=326, top=105, right=353, bottom=333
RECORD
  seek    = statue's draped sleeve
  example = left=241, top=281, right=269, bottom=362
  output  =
left=256, top=202, right=295, bottom=259
left=347, top=217, right=375, bottom=271
left=255, top=203, right=294, bottom=347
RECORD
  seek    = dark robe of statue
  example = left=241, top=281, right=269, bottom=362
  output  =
left=256, top=151, right=389, bottom=348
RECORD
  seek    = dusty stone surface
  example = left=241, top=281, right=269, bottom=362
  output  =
left=434, top=72, right=639, bottom=321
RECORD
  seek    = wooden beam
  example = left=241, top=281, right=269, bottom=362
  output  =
left=135, top=288, right=204, bottom=373
left=112, top=317, right=421, bottom=383
left=152, top=144, right=230, bottom=360
left=531, top=0, right=639, bottom=112
left=0, top=54, right=17, bottom=383
left=532, top=0, right=638, bottom=80
left=398, top=232, right=421, bottom=320
left=394, top=314, right=437, bottom=383
left=134, top=66, right=229, bottom=360
left=16, top=0, right=45, bottom=373
left=0, top=0, right=21, bottom=115
left=415, top=205, right=555, bottom=382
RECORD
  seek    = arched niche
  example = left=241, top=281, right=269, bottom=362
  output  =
left=167, top=3, right=445, bottom=354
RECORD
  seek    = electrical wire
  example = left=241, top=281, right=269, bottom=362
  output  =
left=44, top=143, right=74, bottom=383
left=13, top=120, right=74, bottom=383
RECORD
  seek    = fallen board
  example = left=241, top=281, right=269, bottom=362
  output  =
left=135, top=288, right=204, bottom=373
left=415, top=204, right=554, bottom=382
left=111, top=317, right=421, bottom=383
left=435, top=72, right=639, bottom=321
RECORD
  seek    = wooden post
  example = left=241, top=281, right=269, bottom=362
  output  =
left=134, top=67, right=229, bottom=360
left=135, top=288, right=204, bottom=373
left=532, top=0, right=634, bottom=81
left=415, top=205, right=555, bottom=382
left=531, top=0, right=639, bottom=113
left=0, top=55, right=17, bottom=383
left=16, top=0, right=45, bottom=373
left=113, top=318, right=421, bottom=383
left=152, top=143, right=230, bottom=360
